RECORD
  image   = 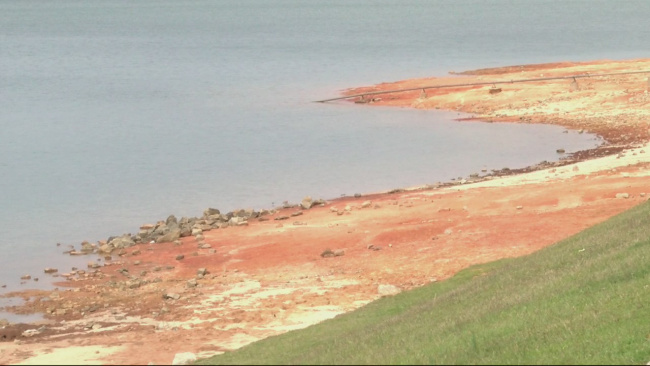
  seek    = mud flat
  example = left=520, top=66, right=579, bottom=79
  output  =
left=1, top=59, right=650, bottom=365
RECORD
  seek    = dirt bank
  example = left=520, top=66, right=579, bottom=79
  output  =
left=1, top=59, right=650, bottom=365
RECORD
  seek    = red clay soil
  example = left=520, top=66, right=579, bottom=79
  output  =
left=1, top=59, right=650, bottom=365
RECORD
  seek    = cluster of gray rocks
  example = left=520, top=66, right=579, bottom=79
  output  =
left=57, top=197, right=327, bottom=259
left=67, top=200, right=321, bottom=257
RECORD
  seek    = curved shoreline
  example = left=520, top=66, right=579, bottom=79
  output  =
left=343, top=58, right=650, bottom=165
left=2, top=59, right=650, bottom=365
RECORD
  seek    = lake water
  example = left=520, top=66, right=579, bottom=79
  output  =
left=1, top=0, right=649, bottom=303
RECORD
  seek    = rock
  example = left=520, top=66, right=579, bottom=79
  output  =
left=378, top=284, right=401, bottom=296
left=99, top=244, right=113, bottom=254
left=199, top=243, right=212, bottom=249
left=166, top=215, right=178, bottom=226
left=229, top=216, right=246, bottom=225
left=175, top=255, right=185, bottom=261
left=80, top=241, right=95, bottom=253
left=197, top=268, right=208, bottom=276
left=320, top=249, right=336, bottom=258
left=162, top=292, right=181, bottom=301
left=108, top=236, right=136, bottom=249
left=615, top=193, right=630, bottom=199
left=367, top=244, right=381, bottom=251
left=156, top=228, right=181, bottom=243
left=334, top=249, right=345, bottom=257
left=187, top=279, right=198, bottom=288
left=44, top=268, right=58, bottom=274
left=290, top=211, right=303, bottom=217
left=361, top=201, right=372, bottom=208
left=172, top=352, right=197, bottom=365
left=275, top=215, right=289, bottom=221
left=22, top=329, right=41, bottom=337
left=516, top=206, right=523, bottom=210
left=203, top=208, right=220, bottom=217
left=556, top=148, right=565, bottom=153
left=301, top=196, right=313, bottom=210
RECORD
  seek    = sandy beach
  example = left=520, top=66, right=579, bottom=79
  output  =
left=1, top=59, right=650, bottom=365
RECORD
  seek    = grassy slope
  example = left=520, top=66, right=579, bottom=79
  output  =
left=198, top=200, right=650, bottom=365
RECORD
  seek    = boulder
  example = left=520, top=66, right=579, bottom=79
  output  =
left=109, top=236, right=135, bottom=249
left=301, top=196, right=313, bottom=210
left=203, top=208, right=221, bottom=217
left=166, top=215, right=178, bottom=226
left=156, top=228, right=181, bottom=243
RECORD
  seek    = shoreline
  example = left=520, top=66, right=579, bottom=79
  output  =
left=2, top=59, right=650, bottom=365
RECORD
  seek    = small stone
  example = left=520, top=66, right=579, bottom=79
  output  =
left=20, top=275, right=31, bottom=280
left=556, top=148, right=565, bottom=153
left=320, top=249, right=335, bottom=258
left=516, top=206, right=523, bottom=210
left=22, top=329, right=40, bottom=337
left=164, top=293, right=181, bottom=300
left=175, top=255, right=185, bottom=261
left=44, top=268, right=58, bottom=274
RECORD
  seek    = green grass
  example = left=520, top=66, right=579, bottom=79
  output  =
left=197, top=200, right=650, bottom=365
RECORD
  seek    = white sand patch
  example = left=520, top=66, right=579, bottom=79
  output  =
left=445, top=144, right=650, bottom=190
left=13, top=345, right=125, bottom=365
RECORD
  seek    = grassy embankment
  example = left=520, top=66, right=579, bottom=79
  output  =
left=198, top=200, right=650, bottom=365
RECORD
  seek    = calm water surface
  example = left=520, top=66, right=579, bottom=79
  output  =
left=1, top=0, right=649, bottom=306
